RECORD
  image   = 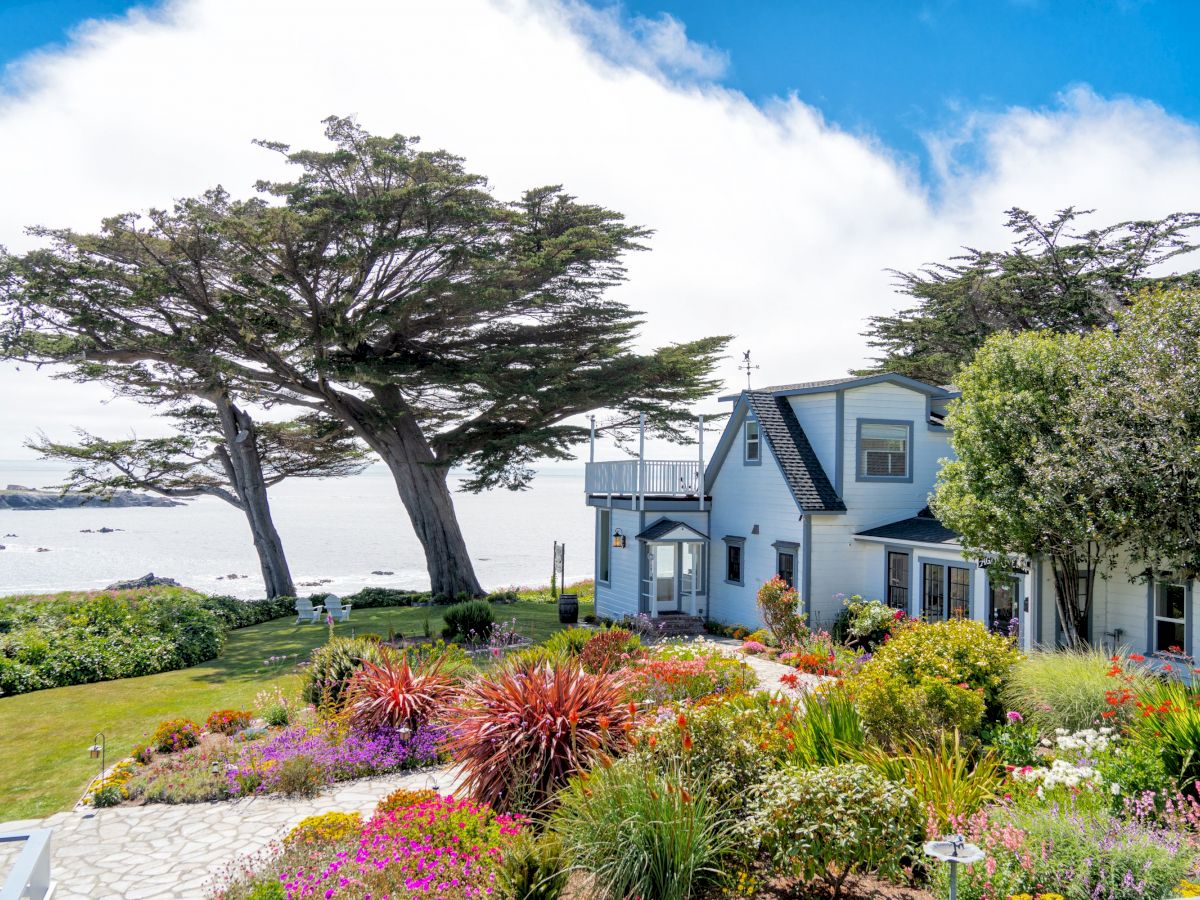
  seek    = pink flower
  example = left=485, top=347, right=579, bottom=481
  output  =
left=1006, top=710, right=1023, bottom=723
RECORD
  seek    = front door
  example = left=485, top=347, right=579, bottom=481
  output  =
left=989, top=575, right=1020, bottom=636
left=654, top=543, right=677, bottom=613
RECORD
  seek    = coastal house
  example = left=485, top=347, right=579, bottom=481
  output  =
left=586, top=373, right=1197, bottom=660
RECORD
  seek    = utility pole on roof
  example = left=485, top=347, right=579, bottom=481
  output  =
left=739, top=350, right=759, bottom=391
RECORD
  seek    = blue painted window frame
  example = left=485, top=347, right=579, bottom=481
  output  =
left=596, top=508, right=612, bottom=586
left=743, top=417, right=762, bottom=465
left=883, top=546, right=911, bottom=611
left=1147, top=577, right=1193, bottom=657
left=917, top=555, right=974, bottom=621
left=773, top=540, right=800, bottom=590
left=855, top=418, right=914, bottom=483
left=723, top=535, right=745, bottom=586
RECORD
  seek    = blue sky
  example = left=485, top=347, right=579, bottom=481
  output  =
left=2, top=0, right=1195, bottom=170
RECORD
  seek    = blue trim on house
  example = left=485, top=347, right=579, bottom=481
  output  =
left=881, top=543, right=913, bottom=611
left=586, top=496, right=713, bottom=511
left=834, top=390, right=845, bottom=495
left=1034, top=557, right=1044, bottom=646
left=916, top=554, right=975, bottom=620
left=596, top=507, right=612, bottom=587
left=743, top=416, right=762, bottom=466
left=1146, top=576, right=1194, bottom=657
left=722, top=535, right=746, bottom=586
left=801, top=516, right=813, bottom=610
left=718, top=373, right=953, bottom=403
left=703, top=396, right=748, bottom=493
left=855, top=418, right=915, bottom=483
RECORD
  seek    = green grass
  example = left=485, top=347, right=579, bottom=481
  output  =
left=0, top=598, right=591, bottom=821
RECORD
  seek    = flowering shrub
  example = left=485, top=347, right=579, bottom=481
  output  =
left=226, top=723, right=442, bottom=797
left=344, top=654, right=458, bottom=733
left=780, top=628, right=863, bottom=677
left=745, top=763, right=918, bottom=900
left=254, top=687, right=295, bottom=728
left=1129, top=679, right=1200, bottom=795
left=1003, top=648, right=1151, bottom=733
left=85, top=759, right=137, bottom=807
left=151, top=718, right=202, bottom=753
left=756, top=576, right=807, bottom=646
left=376, top=787, right=439, bottom=815
left=301, top=636, right=389, bottom=708
left=839, top=593, right=905, bottom=650
left=628, top=640, right=757, bottom=703
left=740, top=640, right=768, bottom=655
left=579, top=627, right=642, bottom=673
left=937, top=798, right=1196, bottom=900
left=284, top=811, right=362, bottom=846
left=981, top=712, right=1040, bottom=767
left=205, top=709, right=253, bottom=736
left=448, top=660, right=631, bottom=812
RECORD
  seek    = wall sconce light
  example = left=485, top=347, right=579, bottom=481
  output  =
left=612, top=530, right=626, bottom=548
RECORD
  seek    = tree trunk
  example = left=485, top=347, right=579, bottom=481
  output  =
left=324, top=388, right=483, bottom=598
left=211, top=394, right=297, bottom=599
left=1051, top=550, right=1094, bottom=649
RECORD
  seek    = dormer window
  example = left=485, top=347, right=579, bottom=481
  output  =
left=744, top=419, right=761, bottom=463
left=857, top=420, right=911, bottom=481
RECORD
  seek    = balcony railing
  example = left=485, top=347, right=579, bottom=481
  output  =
left=1, top=829, right=53, bottom=900
left=585, top=460, right=703, bottom=497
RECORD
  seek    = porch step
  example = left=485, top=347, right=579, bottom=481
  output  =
left=652, top=614, right=706, bottom=637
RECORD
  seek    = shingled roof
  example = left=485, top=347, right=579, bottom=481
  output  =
left=856, top=507, right=960, bottom=545
left=745, top=392, right=846, bottom=513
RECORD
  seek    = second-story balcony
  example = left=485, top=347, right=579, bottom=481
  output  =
left=585, top=459, right=704, bottom=498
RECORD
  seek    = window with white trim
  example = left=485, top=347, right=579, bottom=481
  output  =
left=745, top=420, right=760, bottom=462
left=860, top=422, right=909, bottom=478
left=1154, top=582, right=1187, bottom=654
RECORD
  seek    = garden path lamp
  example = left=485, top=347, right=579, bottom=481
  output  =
left=87, top=732, right=106, bottom=791
left=924, top=834, right=984, bottom=900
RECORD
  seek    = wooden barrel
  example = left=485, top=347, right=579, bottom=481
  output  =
left=558, top=593, right=578, bottom=624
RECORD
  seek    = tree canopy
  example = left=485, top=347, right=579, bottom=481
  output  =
left=860, top=207, right=1200, bottom=386
left=1, top=117, right=729, bottom=596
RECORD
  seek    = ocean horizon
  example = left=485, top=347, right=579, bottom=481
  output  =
left=0, top=459, right=594, bottom=599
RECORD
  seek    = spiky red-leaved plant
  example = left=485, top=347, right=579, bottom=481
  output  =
left=345, top=653, right=459, bottom=733
left=447, top=659, right=632, bottom=813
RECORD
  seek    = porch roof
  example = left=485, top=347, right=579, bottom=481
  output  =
left=855, top=507, right=960, bottom=545
left=636, top=517, right=709, bottom=542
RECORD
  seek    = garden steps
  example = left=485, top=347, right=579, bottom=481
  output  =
left=651, top=614, right=706, bottom=637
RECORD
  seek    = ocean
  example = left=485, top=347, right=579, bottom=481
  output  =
left=0, top=460, right=594, bottom=598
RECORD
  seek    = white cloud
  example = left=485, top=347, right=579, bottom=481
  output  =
left=0, top=0, right=1198, bottom=462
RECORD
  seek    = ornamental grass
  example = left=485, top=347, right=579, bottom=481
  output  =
left=447, top=659, right=631, bottom=813
left=344, top=653, right=459, bottom=733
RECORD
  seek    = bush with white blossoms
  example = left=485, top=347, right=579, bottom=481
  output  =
left=1012, top=757, right=1104, bottom=796
left=1043, top=726, right=1115, bottom=757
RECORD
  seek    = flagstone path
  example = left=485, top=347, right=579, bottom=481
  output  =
left=0, top=765, right=457, bottom=900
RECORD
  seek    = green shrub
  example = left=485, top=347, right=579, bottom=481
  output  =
left=285, top=811, right=363, bottom=845
left=1129, top=679, right=1200, bottom=795
left=553, top=757, right=737, bottom=900
left=781, top=685, right=866, bottom=768
left=852, top=669, right=986, bottom=745
left=151, top=718, right=202, bottom=753
left=245, top=882, right=286, bottom=900
left=441, top=600, right=495, bottom=641
left=274, top=754, right=324, bottom=797
left=745, top=763, right=918, bottom=900
left=302, top=637, right=389, bottom=708
left=497, top=832, right=570, bottom=900
left=541, top=627, right=592, bottom=658
left=1004, top=647, right=1152, bottom=733
left=756, top=575, right=807, bottom=646
left=341, top=587, right=427, bottom=609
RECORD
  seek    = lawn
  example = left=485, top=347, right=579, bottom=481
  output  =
left=0, top=598, right=592, bottom=821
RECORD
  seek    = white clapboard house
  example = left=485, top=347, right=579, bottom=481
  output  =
left=586, top=373, right=1196, bottom=660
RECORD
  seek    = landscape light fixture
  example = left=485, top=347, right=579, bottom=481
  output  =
left=924, top=834, right=985, bottom=900
left=87, top=732, right=106, bottom=791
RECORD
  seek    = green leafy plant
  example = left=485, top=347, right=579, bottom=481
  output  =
left=542, top=627, right=592, bottom=658
left=745, top=763, right=918, bottom=900
left=553, top=757, right=737, bottom=900
left=442, top=599, right=496, bottom=641
left=781, top=685, right=866, bottom=768
left=1129, top=679, right=1200, bottom=795
left=448, top=659, right=630, bottom=813
left=497, top=831, right=570, bottom=900
left=301, top=636, right=389, bottom=708
left=285, top=811, right=363, bottom=846
left=756, top=575, right=807, bottom=646
left=1004, top=647, right=1152, bottom=733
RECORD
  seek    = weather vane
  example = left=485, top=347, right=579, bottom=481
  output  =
left=739, top=350, right=759, bottom=390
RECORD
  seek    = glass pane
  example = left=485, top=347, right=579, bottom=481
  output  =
left=655, top=544, right=675, bottom=603
left=887, top=552, right=909, bottom=610
left=598, top=511, right=611, bottom=582
left=861, top=424, right=908, bottom=477
left=989, top=578, right=1016, bottom=631
left=745, top=422, right=760, bottom=460
left=1157, top=619, right=1186, bottom=654
left=1157, top=583, right=1186, bottom=620
left=949, top=567, right=970, bottom=618
left=922, top=563, right=944, bottom=621
left=777, top=551, right=795, bottom=589
left=681, top=543, right=702, bottom=594
left=727, top=545, right=741, bottom=582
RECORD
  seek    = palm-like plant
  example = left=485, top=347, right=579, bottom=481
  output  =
left=345, top=654, right=459, bottom=733
left=448, top=659, right=631, bottom=813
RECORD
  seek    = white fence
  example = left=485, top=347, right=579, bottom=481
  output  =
left=584, top=460, right=702, bottom=497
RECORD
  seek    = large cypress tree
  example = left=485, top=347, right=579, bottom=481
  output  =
left=1, top=117, right=728, bottom=597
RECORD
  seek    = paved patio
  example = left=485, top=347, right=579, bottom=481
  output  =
left=0, top=765, right=456, bottom=899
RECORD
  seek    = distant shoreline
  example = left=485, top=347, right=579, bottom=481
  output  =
left=0, top=487, right=183, bottom=510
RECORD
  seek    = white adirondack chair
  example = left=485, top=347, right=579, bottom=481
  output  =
left=294, top=597, right=326, bottom=624
left=324, top=595, right=353, bottom=622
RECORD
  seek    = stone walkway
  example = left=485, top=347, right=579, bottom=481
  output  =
left=706, top=636, right=826, bottom=695
left=0, top=765, right=457, bottom=900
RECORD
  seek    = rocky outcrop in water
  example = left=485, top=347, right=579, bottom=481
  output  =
left=0, top=489, right=182, bottom=510
left=105, top=573, right=182, bottom=590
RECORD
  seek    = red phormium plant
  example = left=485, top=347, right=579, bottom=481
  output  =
left=447, top=659, right=631, bottom=813
left=345, top=654, right=459, bottom=733
left=579, top=627, right=642, bottom=673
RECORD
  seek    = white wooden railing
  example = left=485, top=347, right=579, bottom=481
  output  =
left=0, top=830, right=53, bottom=900
left=584, top=460, right=702, bottom=497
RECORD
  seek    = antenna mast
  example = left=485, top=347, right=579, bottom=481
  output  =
left=739, top=350, right=759, bottom=391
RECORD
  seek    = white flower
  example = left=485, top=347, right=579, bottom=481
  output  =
left=1110, top=782, right=1122, bottom=795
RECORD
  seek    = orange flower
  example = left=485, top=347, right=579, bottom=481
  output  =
left=676, top=713, right=688, bottom=729
left=598, top=715, right=610, bottom=730
left=648, top=735, right=657, bottom=749
left=682, top=732, right=693, bottom=751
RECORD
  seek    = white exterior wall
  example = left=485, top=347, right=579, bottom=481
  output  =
left=705, top=411, right=804, bottom=628
left=594, top=506, right=641, bottom=621
left=788, top=392, right=838, bottom=488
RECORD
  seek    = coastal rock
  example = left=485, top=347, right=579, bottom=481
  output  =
left=105, top=573, right=181, bottom=590
left=80, top=527, right=124, bottom=534
left=371, top=570, right=395, bottom=575
left=217, top=574, right=248, bottom=580
left=0, top=488, right=183, bottom=510
left=36, top=547, right=50, bottom=552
